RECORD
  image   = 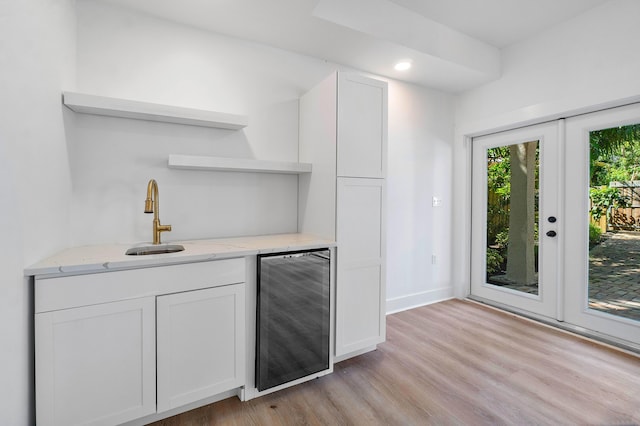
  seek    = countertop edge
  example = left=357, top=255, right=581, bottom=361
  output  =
left=26, top=234, right=336, bottom=279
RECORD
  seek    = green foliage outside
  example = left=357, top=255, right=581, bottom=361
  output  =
left=486, top=147, right=510, bottom=278
left=589, top=222, right=602, bottom=246
left=486, top=247, right=504, bottom=275
left=589, top=124, right=640, bottom=229
left=590, top=124, right=640, bottom=185
left=487, top=146, right=512, bottom=201
left=589, top=186, right=629, bottom=221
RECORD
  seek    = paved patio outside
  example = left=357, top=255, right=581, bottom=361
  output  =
left=589, top=230, right=640, bottom=321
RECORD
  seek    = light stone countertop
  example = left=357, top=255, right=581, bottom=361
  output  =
left=25, top=233, right=336, bottom=278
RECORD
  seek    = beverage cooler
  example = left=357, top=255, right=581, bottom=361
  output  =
left=256, top=249, right=331, bottom=391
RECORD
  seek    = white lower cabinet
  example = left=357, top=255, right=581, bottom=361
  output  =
left=156, top=284, right=245, bottom=412
left=35, top=297, right=156, bottom=426
left=34, top=258, right=246, bottom=426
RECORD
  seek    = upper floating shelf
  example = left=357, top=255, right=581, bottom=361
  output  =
left=168, top=154, right=312, bottom=175
left=62, top=92, right=248, bottom=130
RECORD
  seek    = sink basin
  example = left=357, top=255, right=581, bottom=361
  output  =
left=125, top=244, right=185, bottom=256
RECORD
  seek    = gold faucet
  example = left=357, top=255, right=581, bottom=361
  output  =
left=144, top=179, right=172, bottom=244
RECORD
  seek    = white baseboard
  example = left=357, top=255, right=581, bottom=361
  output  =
left=385, top=287, right=454, bottom=315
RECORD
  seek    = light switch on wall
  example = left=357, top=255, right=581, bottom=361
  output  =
left=432, top=196, right=442, bottom=207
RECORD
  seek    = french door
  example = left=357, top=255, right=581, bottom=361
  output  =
left=471, top=122, right=560, bottom=319
left=471, top=105, right=640, bottom=347
left=564, top=103, right=640, bottom=345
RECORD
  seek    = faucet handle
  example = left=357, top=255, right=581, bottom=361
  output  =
left=154, top=222, right=172, bottom=244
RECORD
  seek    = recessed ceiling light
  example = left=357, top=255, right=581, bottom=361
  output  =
left=394, top=61, right=412, bottom=71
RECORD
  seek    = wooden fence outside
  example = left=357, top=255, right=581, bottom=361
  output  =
left=487, top=190, right=509, bottom=243
left=600, top=181, right=640, bottom=231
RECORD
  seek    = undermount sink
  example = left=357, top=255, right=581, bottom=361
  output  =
left=125, top=244, right=185, bottom=256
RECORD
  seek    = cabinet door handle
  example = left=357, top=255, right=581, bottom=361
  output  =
left=546, top=230, right=557, bottom=237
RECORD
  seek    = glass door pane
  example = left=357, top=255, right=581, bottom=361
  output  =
left=486, top=141, right=540, bottom=295
left=588, top=124, right=640, bottom=322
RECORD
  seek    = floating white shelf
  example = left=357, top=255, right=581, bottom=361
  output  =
left=62, top=92, right=248, bottom=130
left=168, top=154, right=312, bottom=175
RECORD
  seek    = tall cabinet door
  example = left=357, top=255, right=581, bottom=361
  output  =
left=299, top=71, right=388, bottom=360
left=335, top=177, right=386, bottom=356
left=156, top=284, right=245, bottom=412
left=35, top=297, right=156, bottom=426
left=337, top=73, right=388, bottom=178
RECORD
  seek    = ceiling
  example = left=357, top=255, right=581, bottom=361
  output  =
left=96, top=0, right=611, bottom=93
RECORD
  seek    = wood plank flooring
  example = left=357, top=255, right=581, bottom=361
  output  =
left=150, top=299, right=640, bottom=425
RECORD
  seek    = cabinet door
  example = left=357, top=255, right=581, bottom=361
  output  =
left=337, top=73, right=388, bottom=179
left=156, top=284, right=245, bottom=412
left=35, top=297, right=156, bottom=426
left=335, top=177, right=386, bottom=357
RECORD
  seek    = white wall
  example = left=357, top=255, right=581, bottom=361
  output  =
left=73, top=0, right=339, bottom=244
left=0, top=0, right=75, bottom=424
left=456, top=0, right=640, bottom=130
left=386, top=80, right=454, bottom=312
left=452, top=0, right=640, bottom=297
left=75, top=0, right=456, bottom=312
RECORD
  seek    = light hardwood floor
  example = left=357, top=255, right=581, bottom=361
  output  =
left=150, top=299, right=640, bottom=425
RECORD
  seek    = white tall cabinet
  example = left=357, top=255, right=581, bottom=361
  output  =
left=299, top=72, right=387, bottom=359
